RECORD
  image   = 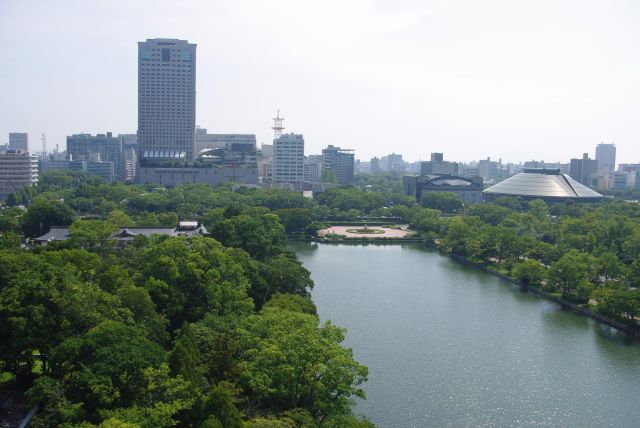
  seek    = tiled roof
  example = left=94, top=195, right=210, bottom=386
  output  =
left=35, top=226, right=193, bottom=244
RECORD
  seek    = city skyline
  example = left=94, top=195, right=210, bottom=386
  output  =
left=1, top=0, right=640, bottom=163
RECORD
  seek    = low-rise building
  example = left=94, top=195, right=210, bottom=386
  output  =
left=403, top=174, right=483, bottom=205
left=87, top=161, right=115, bottom=183
left=136, top=164, right=258, bottom=186
left=613, top=171, right=637, bottom=190
left=35, top=224, right=209, bottom=245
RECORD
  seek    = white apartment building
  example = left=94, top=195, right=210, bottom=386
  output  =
left=0, top=150, right=38, bottom=200
left=273, top=133, right=304, bottom=187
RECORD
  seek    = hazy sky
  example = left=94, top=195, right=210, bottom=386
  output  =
left=1, top=0, right=639, bottom=164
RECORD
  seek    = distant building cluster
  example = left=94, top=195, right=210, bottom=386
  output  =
left=1, top=37, right=636, bottom=202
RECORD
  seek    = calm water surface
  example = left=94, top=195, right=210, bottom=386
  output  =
left=291, top=242, right=640, bottom=428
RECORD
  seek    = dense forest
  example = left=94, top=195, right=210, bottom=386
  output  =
left=1, top=170, right=640, bottom=426
left=0, top=172, right=376, bottom=427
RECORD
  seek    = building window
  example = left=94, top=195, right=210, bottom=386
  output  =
left=162, top=48, right=171, bottom=62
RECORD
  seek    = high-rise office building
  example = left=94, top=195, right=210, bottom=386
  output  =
left=273, top=133, right=304, bottom=187
left=478, top=157, right=500, bottom=179
left=0, top=150, right=38, bottom=200
left=67, top=132, right=124, bottom=180
left=304, top=154, right=323, bottom=183
left=595, top=143, right=616, bottom=174
left=322, top=145, right=355, bottom=185
left=386, top=153, right=405, bottom=173
left=138, top=38, right=196, bottom=161
left=370, top=157, right=380, bottom=174
left=569, top=153, right=598, bottom=186
left=9, top=133, right=29, bottom=152
left=420, top=153, right=458, bottom=176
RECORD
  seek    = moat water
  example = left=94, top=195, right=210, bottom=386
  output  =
left=291, top=242, right=640, bottom=428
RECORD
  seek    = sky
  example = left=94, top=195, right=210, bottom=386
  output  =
left=1, top=0, right=639, bottom=164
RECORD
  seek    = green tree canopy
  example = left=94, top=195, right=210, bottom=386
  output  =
left=421, top=192, right=463, bottom=213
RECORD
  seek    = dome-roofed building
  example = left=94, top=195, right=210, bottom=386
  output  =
left=483, top=168, right=605, bottom=202
left=403, top=174, right=484, bottom=204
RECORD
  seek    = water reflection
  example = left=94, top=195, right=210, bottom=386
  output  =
left=294, top=243, right=640, bottom=428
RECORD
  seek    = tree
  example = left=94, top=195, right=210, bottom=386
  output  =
left=169, top=322, right=205, bottom=388
left=130, top=236, right=254, bottom=329
left=421, top=192, right=463, bottom=213
left=0, top=232, right=20, bottom=250
left=0, top=206, right=25, bottom=234
left=548, top=250, right=594, bottom=296
left=466, top=203, right=512, bottom=226
left=101, top=364, right=196, bottom=428
left=512, top=260, right=547, bottom=287
left=238, top=308, right=368, bottom=421
left=594, top=289, right=640, bottom=324
left=260, top=253, right=314, bottom=298
left=0, top=254, right=122, bottom=382
left=211, top=214, right=286, bottom=260
left=274, top=208, right=314, bottom=234
left=202, top=208, right=225, bottom=229
left=108, top=209, right=134, bottom=227
left=263, top=293, right=317, bottom=315
left=409, top=208, right=442, bottom=234
left=22, top=199, right=76, bottom=238
left=321, top=170, right=337, bottom=184
left=69, top=219, right=118, bottom=253
left=595, top=251, right=624, bottom=287
left=49, top=321, right=165, bottom=413
left=527, top=199, right=550, bottom=222
left=627, top=258, right=640, bottom=288
left=442, top=217, right=473, bottom=256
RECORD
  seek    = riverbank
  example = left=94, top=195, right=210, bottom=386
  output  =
left=292, top=236, right=640, bottom=337
left=289, top=236, right=423, bottom=244
left=425, top=242, right=640, bottom=337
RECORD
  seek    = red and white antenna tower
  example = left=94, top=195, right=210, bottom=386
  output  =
left=272, top=110, right=284, bottom=138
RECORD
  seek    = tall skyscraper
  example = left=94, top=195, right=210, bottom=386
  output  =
left=138, top=38, right=196, bottom=161
left=595, top=143, right=616, bottom=173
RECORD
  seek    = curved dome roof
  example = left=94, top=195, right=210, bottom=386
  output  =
left=484, top=169, right=604, bottom=201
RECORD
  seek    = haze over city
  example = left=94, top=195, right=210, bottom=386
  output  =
left=1, top=0, right=639, bottom=163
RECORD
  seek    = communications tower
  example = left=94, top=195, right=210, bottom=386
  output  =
left=41, top=133, right=47, bottom=159
left=272, top=110, right=284, bottom=138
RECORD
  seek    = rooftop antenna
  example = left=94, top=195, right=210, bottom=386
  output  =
left=41, top=133, right=47, bottom=159
left=272, top=110, right=284, bottom=138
